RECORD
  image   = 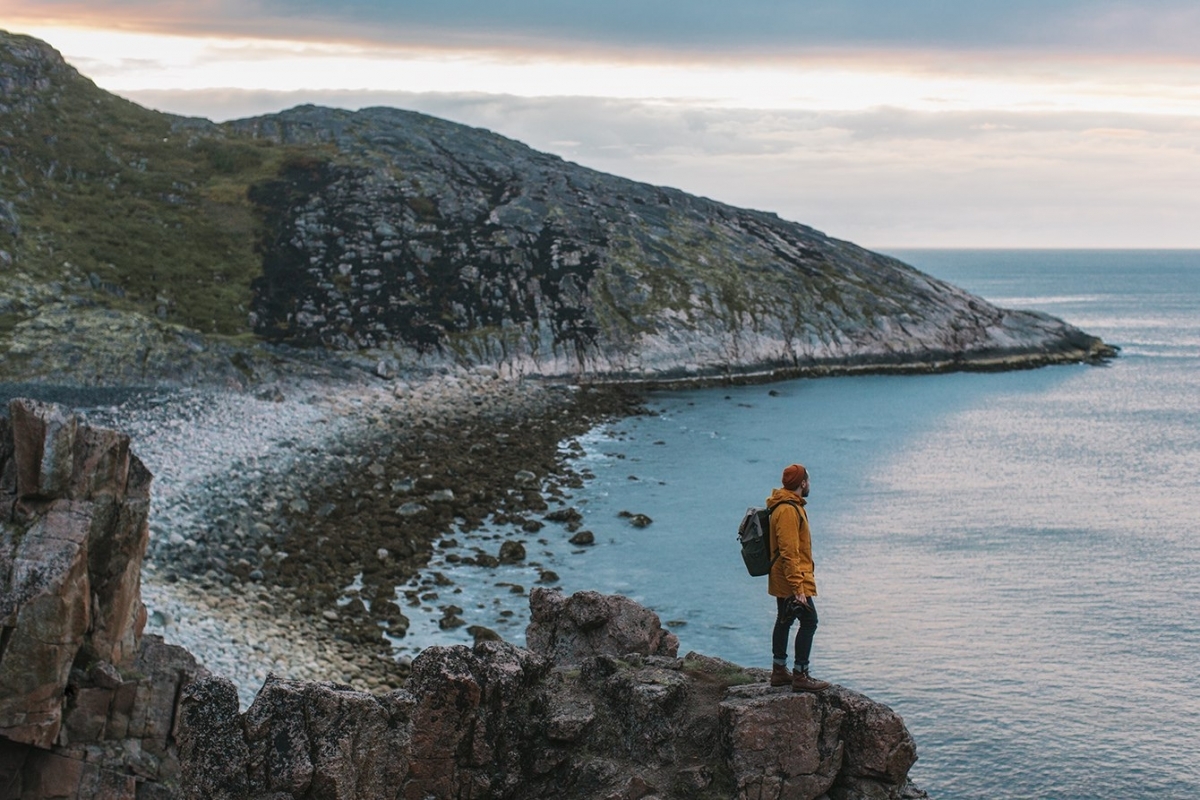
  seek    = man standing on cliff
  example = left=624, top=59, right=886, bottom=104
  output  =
left=769, top=463, right=831, bottom=692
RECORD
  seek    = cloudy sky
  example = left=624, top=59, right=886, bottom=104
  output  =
left=4, top=1, right=1200, bottom=247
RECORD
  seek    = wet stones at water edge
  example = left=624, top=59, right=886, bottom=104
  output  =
left=544, top=505, right=584, bottom=533
left=498, top=539, right=526, bottom=563
left=255, top=385, right=642, bottom=640
left=145, top=382, right=644, bottom=692
left=568, top=529, right=595, bottom=546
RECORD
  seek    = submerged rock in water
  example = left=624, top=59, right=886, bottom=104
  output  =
left=618, top=510, right=654, bottom=528
left=498, top=539, right=527, bottom=563
left=568, top=530, right=595, bottom=546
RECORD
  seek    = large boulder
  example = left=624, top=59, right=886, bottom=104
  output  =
left=720, top=686, right=844, bottom=800
left=525, top=587, right=680, bottom=663
left=403, top=641, right=548, bottom=799
left=826, top=686, right=921, bottom=800
left=175, top=676, right=249, bottom=800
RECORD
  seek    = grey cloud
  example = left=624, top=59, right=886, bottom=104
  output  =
left=11, top=0, right=1200, bottom=56
left=260, top=0, right=1200, bottom=54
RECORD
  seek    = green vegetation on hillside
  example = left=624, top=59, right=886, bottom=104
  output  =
left=0, top=35, right=325, bottom=335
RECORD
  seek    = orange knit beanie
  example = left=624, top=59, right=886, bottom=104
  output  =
left=782, top=463, right=807, bottom=491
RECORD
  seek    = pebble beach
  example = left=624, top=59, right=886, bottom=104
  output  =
left=52, top=369, right=645, bottom=707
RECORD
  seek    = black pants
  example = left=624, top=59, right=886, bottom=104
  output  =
left=772, top=596, right=818, bottom=671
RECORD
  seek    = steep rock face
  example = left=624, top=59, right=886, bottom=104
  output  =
left=179, top=588, right=926, bottom=800
left=0, top=399, right=207, bottom=799
left=0, top=30, right=1110, bottom=387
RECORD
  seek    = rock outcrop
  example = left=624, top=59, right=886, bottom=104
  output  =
left=525, top=585, right=681, bottom=664
left=233, top=106, right=1111, bottom=384
left=179, top=588, right=925, bottom=800
left=0, top=29, right=1112, bottom=388
left=0, top=399, right=207, bottom=799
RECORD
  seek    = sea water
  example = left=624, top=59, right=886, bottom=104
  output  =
left=477, top=250, right=1199, bottom=800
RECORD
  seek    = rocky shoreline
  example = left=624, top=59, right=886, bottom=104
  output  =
left=43, top=370, right=645, bottom=706
left=1, top=327, right=1119, bottom=708
left=0, top=310, right=1119, bottom=709
left=0, top=401, right=929, bottom=799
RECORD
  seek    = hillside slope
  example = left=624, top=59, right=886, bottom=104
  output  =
left=0, top=31, right=1112, bottom=386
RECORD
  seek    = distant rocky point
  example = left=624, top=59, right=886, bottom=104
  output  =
left=0, top=30, right=1113, bottom=388
left=0, top=401, right=928, bottom=799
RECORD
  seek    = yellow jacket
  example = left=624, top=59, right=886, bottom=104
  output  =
left=767, top=487, right=817, bottom=598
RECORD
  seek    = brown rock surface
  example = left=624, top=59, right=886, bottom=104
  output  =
left=178, top=588, right=925, bottom=800
left=0, top=399, right=207, bottom=799
left=9, top=399, right=77, bottom=501
left=525, top=587, right=680, bottom=664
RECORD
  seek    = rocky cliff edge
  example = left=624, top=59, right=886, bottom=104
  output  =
left=0, top=399, right=207, bottom=798
left=180, top=588, right=925, bottom=800
left=0, top=403, right=926, bottom=800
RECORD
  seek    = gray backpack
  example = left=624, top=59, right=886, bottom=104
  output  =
left=737, top=501, right=798, bottom=577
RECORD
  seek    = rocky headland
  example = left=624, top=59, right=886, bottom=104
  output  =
left=1, top=30, right=1113, bottom=390
left=1, top=401, right=928, bottom=799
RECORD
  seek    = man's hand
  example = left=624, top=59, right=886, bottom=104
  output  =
left=792, top=593, right=810, bottom=608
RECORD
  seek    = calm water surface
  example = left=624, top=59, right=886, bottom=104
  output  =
left=495, top=251, right=1200, bottom=800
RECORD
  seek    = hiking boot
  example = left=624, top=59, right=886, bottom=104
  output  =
left=791, top=669, right=831, bottom=693
left=770, top=664, right=792, bottom=687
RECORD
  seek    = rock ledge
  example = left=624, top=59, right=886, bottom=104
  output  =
left=180, top=588, right=927, bottom=800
